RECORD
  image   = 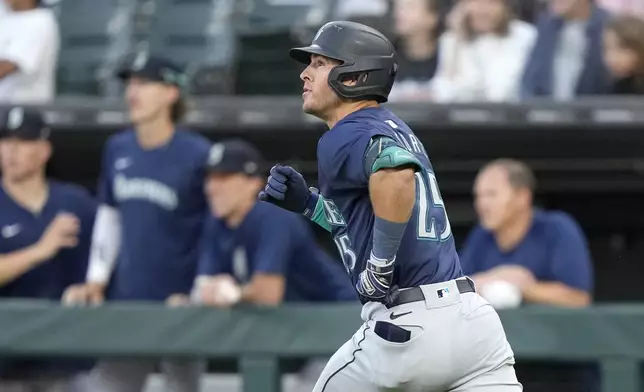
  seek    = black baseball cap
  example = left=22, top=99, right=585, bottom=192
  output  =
left=206, top=139, right=264, bottom=177
left=116, top=52, right=188, bottom=88
left=0, top=106, right=50, bottom=141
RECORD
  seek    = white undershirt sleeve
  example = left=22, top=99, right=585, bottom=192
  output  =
left=86, top=205, right=121, bottom=284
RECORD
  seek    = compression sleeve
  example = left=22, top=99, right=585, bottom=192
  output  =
left=86, top=205, right=121, bottom=284
left=364, top=136, right=422, bottom=177
left=306, top=193, right=332, bottom=233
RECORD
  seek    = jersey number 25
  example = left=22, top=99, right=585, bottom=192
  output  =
left=416, top=171, right=452, bottom=241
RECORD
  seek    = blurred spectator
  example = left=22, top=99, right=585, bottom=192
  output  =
left=0, top=1, right=8, bottom=18
left=171, top=139, right=356, bottom=392
left=62, top=54, right=210, bottom=392
left=521, top=0, right=611, bottom=100
left=0, top=0, right=59, bottom=103
left=0, top=107, right=96, bottom=392
left=603, top=15, right=644, bottom=95
left=183, top=139, right=356, bottom=307
left=597, top=0, right=644, bottom=18
left=431, top=0, right=537, bottom=102
left=388, top=0, right=441, bottom=102
left=335, top=0, right=388, bottom=19
left=459, top=159, right=593, bottom=309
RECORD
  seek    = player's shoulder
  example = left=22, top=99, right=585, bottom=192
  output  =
left=105, top=129, right=136, bottom=151
left=48, top=180, right=94, bottom=202
left=174, top=128, right=211, bottom=149
left=537, top=209, right=582, bottom=230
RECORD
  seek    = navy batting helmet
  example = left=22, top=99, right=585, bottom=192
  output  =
left=289, top=21, right=398, bottom=103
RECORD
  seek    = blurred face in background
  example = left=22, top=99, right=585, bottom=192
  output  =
left=299, top=54, right=343, bottom=118
left=0, top=138, right=50, bottom=183
left=125, top=77, right=178, bottom=125
left=205, top=173, right=260, bottom=220
left=394, top=0, right=439, bottom=38
left=603, top=18, right=644, bottom=78
left=549, top=0, right=587, bottom=18
left=4, top=0, right=36, bottom=11
left=467, top=0, right=509, bottom=35
left=474, top=165, right=530, bottom=231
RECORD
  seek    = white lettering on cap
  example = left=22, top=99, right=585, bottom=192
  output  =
left=7, top=107, right=24, bottom=130
left=208, top=143, right=225, bottom=166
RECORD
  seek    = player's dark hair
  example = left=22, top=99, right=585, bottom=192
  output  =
left=170, top=96, right=189, bottom=123
left=484, top=158, right=536, bottom=192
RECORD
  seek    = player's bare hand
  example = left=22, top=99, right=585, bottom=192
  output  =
left=35, top=213, right=80, bottom=261
left=167, top=293, right=191, bottom=307
left=62, top=282, right=105, bottom=306
left=197, top=275, right=242, bottom=308
left=259, top=164, right=315, bottom=214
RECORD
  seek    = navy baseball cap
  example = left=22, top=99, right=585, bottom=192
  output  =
left=116, top=52, right=188, bottom=88
left=0, top=106, right=50, bottom=141
left=206, top=140, right=265, bottom=177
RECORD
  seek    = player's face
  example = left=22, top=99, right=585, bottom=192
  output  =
left=299, top=55, right=343, bottom=117
left=394, top=0, right=438, bottom=37
left=0, top=138, right=50, bottom=182
left=467, top=0, right=507, bottom=34
left=603, top=29, right=640, bottom=78
left=473, top=166, right=521, bottom=231
left=205, top=173, right=257, bottom=219
left=125, top=77, right=178, bottom=124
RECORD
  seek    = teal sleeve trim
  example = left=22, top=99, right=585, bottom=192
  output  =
left=364, top=136, right=422, bottom=177
left=371, top=145, right=422, bottom=173
left=310, top=196, right=331, bottom=233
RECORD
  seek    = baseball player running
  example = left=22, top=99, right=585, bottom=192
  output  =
left=260, top=21, right=522, bottom=392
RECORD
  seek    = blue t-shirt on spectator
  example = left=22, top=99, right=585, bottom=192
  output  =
left=0, top=180, right=97, bottom=379
left=459, top=209, right=593, bottom=292
left=98, top=129, right=211, bottom=301
left=198, top=201, right=357, bottom=302
left=0, top=181, right=97, bottom=299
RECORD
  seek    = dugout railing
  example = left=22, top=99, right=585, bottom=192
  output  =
left=0, top=301, right=642, bottom=392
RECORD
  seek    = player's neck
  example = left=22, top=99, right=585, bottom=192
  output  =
left=226, top=199, right=255, bottom=228
left=326, top=101, right=380, bottom=129
left=2, top=174, right=49, bottom=213
left=494, top=208, right=534, bottom=251
left=135, top=117, right=176, bottom=150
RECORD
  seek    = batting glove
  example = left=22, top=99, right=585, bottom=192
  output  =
left=259, top=164, right=317, bottom=215
left=356, top=252, right=396, bottom=300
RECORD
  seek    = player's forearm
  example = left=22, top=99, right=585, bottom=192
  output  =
left=0, top=61, right=18, bottom=79
left=240, top=275, right=285, bottom=306
left=522, top=282, right=591, bottom=308
left=0, top=245, right=49, bottom=286
left=86, top=205, right=121, bottom=284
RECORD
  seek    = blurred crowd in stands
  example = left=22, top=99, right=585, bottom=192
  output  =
left=1, top=0, right=644, bottom=102
left=0, top=0, right=635, bottom=391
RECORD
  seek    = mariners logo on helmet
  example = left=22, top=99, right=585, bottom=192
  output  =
left=289, top=21, right=398, bottom=103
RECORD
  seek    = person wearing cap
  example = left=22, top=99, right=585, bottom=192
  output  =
left=0, top=106, right=97, bottom=391
left=61, top=53, right=210, bottom=392
left=0, top=0, right=59, bottom=103
left=169, top=139, right=356, bottom=308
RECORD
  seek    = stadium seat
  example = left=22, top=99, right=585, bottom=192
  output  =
left=146, top=0, right=237, bottom=95
left=56, top=0, right=143, bottom=97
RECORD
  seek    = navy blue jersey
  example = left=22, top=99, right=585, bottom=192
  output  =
left=460, top=209, right=593, bottom=292
left=0, top=181, right=97, bottom=299
left=198, top=201, right=356, bottom=302
left=98, top=129, right=211, bottom=301
left=317, top=107, right=463, bottom=291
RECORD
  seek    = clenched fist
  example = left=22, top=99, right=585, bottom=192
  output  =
left=36, top=213, right=80, bottom=261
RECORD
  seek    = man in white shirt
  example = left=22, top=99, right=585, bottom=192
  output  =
left=0, top=0, right=59, bottom=103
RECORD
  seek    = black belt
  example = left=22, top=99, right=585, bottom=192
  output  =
left=385, top=278, right=476, bottom=309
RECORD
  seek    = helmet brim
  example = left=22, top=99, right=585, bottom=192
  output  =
left=289, top=45, right=345, bottom=65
